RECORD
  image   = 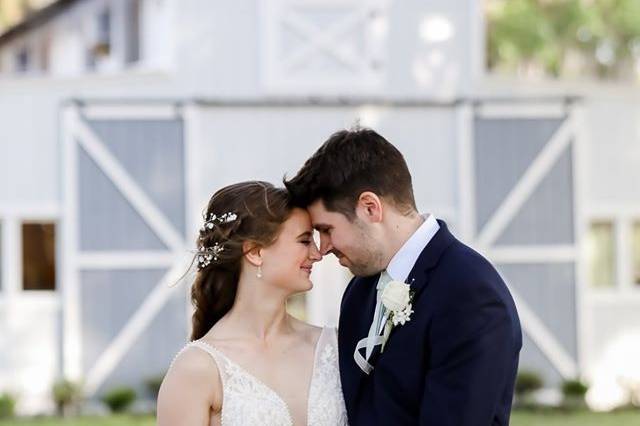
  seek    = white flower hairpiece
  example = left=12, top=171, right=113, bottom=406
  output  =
left=200, top=211, right=238, bottom=232
left=196, top=211, right=239, bottom=270
left=196, top=242, right=225, bottom=270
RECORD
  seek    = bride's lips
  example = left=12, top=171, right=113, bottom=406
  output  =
left=301, top=265, right=313, bottom=274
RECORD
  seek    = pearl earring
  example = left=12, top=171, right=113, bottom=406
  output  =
left=257, top=265, right=263, bottom=279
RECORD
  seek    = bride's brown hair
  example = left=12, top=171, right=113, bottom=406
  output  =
left=190, top=181, right=292, bottom=341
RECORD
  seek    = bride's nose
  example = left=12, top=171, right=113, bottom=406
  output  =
left=309, top=241, right=322, bottom=261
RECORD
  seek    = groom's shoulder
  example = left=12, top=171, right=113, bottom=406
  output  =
left=439, top=238, right=495, bottom=275
left=429, top=239, right=508, bottom=301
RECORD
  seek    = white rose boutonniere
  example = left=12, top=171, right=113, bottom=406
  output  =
left=380, top=280, right=415, bottom=352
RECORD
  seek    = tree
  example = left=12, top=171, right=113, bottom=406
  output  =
left=487, top=0, right=640, bottom=81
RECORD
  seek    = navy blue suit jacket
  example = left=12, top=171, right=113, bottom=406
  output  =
left=338, top=220, right=522, bottom=425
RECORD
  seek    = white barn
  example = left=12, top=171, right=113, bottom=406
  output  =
left=0, top=0, right=639, bottom=414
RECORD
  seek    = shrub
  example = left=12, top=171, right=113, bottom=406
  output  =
left=101, top=386, right=136, bottom=413
left=52, top=379, right=81, bottom=417
left=562, top=379, right=588, bottom=398
left=0, top=393, right=16, bottom=419
left=515, top=370, right=544, bottom=396
left=144, top=374, right=164, bottom=400
left=561, top=378, right=589, bottom=410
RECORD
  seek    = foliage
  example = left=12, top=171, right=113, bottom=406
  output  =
left=0, top=393, right=15, bottom=419
left=52, top=379, right=81, bottom=417
left=487, top=0, right=640, bottom=80
left=101, top=387, right=136, bottom=414
left=515, top=370, right=544, bottom=396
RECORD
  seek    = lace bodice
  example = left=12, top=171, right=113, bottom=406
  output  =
left=176, top=327, right=348, bottom=426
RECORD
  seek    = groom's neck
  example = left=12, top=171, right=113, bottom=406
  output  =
left=381, top=211, right=425, bottom=267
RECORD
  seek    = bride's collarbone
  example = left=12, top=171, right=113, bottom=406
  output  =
left=207, top=332, right=319, bottom=392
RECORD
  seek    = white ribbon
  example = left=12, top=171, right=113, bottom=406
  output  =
left=354, top=334, right=385, bottom=375
left=355, top=271, right=392, bottom=374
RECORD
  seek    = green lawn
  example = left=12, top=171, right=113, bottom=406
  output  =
left=0, top=410, right=638, bottom=425
left=0, top=415, right=155, bottom=426
left=511, top=409, right=639, bottom=426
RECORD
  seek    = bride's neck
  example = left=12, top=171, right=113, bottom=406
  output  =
left=224, top=275, right=292, bottom=340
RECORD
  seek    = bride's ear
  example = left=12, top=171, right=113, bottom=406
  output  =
left=242, top=241, right=263, bottom=267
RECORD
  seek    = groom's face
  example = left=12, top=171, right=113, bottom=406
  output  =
left=307, top=200, right=383, bottom=276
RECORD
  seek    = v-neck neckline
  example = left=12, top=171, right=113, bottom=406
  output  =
left=199, top=327, right=326, bottom=425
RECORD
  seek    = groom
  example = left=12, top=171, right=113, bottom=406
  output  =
left=285, top=128, right=522, bottom=425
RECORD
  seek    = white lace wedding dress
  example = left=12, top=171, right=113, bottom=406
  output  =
left=175, top=327, right=348, bottom=426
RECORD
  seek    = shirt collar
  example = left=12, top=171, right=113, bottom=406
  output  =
left=386, top=214, right=440, bottom=283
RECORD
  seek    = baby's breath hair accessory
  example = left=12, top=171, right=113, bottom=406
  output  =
left=196, top=242, right=225, bottom=270
left=196, top=211, right=239, bottom=271
left=201, top=211, right=238, bottom=232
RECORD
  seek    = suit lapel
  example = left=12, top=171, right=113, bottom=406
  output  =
left=339, top=273, right=380, bottom=411
left=406, top=220, right=456, bottom=298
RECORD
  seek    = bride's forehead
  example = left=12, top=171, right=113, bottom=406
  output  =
left=281, top=209, right=312, bottom=231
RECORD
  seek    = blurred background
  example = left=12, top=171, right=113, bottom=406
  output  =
left=0, top=0, right=639, bottom=424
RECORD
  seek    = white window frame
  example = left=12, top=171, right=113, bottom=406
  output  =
left=584, top=207, right=640, bottom=301
left=0, top=203, right=61, bottom=304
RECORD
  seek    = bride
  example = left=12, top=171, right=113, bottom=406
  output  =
left=157, top=181, right=348, bottom=425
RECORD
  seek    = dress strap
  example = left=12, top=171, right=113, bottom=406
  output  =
left=170, top=340, right=229, bottom=387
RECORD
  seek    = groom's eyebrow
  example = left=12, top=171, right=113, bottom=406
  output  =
left=313, top=224, right=332, bottom=231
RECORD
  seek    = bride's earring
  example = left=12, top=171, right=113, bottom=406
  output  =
left=257, top=265, right=263, bottom=279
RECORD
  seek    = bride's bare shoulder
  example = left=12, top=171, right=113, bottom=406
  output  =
left=170, top=344, right=219, bottom=378
left=158, top=343, right=221, bottom=407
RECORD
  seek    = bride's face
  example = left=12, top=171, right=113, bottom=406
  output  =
left=259, top=208, right=322, bottom=293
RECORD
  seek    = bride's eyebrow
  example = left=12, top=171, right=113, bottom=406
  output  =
left=296, top=231, right=312, bottom=239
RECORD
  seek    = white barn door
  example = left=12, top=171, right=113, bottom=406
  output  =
left=62, top=103, right=191, bottom=397
left=458, top=101, right=583, bottom=384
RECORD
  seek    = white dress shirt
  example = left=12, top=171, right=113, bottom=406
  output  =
left=386, top=213, right=440, bottom=283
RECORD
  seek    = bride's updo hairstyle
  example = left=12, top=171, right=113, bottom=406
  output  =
left=190, top=181, right=292, bottom=340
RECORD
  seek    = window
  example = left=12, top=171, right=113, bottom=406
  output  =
left=633, top=222, right=640, bottom=287
left=124, top=0, right=141, bottom=64
left=587, top=221, right=616, bottom=288
left=22, top=223, right=56, bottom=291
left=87, top=8, right=111, bottom=70
left=0, top=222, right=2, bottom=292
left=15, top=46, right=30, bottom=72
left=38, top=34, right=51, bottom=72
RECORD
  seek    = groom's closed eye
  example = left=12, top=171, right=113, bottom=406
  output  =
left=315, top=226, right=332, bottom=235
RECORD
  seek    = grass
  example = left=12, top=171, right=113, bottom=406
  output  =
left=0, top=409, right=638, bottom=425
left=0, top=415, right=155, bottom=426
left=511, top=408, right=640, bottom=426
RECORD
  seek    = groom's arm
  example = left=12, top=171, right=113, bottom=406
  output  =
left=418, top=281, right=519, bottom=425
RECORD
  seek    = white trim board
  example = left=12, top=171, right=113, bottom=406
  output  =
left=77, top=251, right=178, bottom=269
left=486, top=246, right=577, bottom=264
left=0, top=203, right=61, bottom=218
left=475, top=103, right=568, bottom=119
left=81, top=104, right=179, bottom=121
left=62, top=106, right=82, bottom=381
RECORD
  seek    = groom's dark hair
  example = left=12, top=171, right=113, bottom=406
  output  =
left=284, top=127, right=417, bottom=219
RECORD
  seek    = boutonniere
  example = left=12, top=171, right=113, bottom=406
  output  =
left=380, top=279, right=415, bottom=352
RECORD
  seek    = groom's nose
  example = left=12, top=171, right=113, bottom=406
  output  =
left=319, top=235, right=333, bottom=255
